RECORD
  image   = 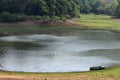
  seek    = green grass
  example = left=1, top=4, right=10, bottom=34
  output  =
left=75, top=14, right=120, bottom=32
left=80, top=14, right=111, bottom=20
left=0, top=66, right=119, bottom=80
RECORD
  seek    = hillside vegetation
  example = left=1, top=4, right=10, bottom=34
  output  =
left=0, top=0, right=120, bottom=22
left=0, top=14, right=120, bottom=35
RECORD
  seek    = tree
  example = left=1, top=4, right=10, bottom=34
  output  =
left=1, top=0, right=120, bottom=22
left=23, top=0, right=48, bottom=16
left=115, top=0, right=120, bottom=17
left=0, top=12, right=18, bottom=22
left=104, top=0, right=118, bottom=15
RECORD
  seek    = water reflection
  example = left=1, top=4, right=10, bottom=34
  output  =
left=80, top=49, right=120, bottom=61
left=0, top=30, right=120, bottom=72
left=0, top=41, right=44, bottom=50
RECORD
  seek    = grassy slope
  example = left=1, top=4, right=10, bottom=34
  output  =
left=75, top=14, right=120, bottom=32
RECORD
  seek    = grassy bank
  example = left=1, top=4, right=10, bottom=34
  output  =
left=0, top=66, right=120, bottom=80
left=0, top=14, right=120, bottom=35
left=75, top=14, right=120, bottom=32
left=0, top=20, right=83, bottom=35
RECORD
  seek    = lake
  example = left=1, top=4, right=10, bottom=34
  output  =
left=0, top=30, right=120, bottom=72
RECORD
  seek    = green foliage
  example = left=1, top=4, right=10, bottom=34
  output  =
left=28, top=16, right=41, bottom=21
left=0, top=12, right=18, bottom=22
left=41, top=15, right=50, bottom=21
left=17, top=15, right=28, bottom=21
left=0, top=12, right=28, bottom=22
left=60, top=15, right=66, bottom=21
left=0, top=0, right=81, bottom=22
left=115, top=6, right=120, bottom=18
left=0, top=0, right=80, bottom=17
left=0, top=0, right=119, bottom=22
left=115, top=0, right=120, bottom=17
left=101, top=0, right=118, bottom=16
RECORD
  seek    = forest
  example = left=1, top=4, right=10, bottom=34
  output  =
left=0, top=0, right=120, bottom=22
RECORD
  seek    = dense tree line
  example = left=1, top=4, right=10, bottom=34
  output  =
left=99, top=0, right=119, bottom=17
left=74, top=0, right=101, bottom=14
left=0, top=0, right=120, bottom=22
left=0, top=0, right=79, bottom=16
left=74, top=0, right=120, bottom=17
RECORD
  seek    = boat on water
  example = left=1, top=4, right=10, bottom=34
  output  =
left=90, top=66, right=105, bottom=71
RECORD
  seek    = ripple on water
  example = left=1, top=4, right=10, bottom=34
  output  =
left=0, top=31, right=120, bottom=72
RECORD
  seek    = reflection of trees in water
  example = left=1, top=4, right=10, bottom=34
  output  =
left=0, top=40, right=56, bottom=61
left=0, top=48, right=6, bottom=58
left=37, top=51, right=56, bottom=59
left=80, top=49, right=120, bottom=61
left=0, top=40, right=48, bottom=62
left=0, top=48, right=5, bottom=68
left=0, top=41, right=46, bottom=50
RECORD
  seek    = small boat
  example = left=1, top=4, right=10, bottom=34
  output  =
left=90, top=66, right=105, bottom=71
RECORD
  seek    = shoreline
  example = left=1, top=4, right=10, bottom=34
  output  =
left=0, top=14, right=120, bottom=80
left=0, top=62, right=119, bottom=74
left=0, top=66, right=119, bottom=80
left=0, top=65, right=119, bottom=74
left=0, top=17, right=120, bottom=36
left=0, top=29, right=120, bottom=37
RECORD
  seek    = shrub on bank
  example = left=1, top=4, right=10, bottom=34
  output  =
left=28, top=16, right=41, bottom=21
left=0, top=12, right=17, bottom=22
left=0, top=12, right=75, bottom=22
left=17, top=15, right=28, bottom=21
left=0, top=12, right=27, bottom=22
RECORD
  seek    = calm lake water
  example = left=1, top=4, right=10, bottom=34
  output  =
left=0, top=30, right=120, bottom=72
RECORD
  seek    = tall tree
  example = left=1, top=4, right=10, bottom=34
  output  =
left=105, top=0, right=118, bottom=15
left=115, top=0, right=120, bottom=17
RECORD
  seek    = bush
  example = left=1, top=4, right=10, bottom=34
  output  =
left=52, top=16, right=60, bottom=21
left=0, top=12, right=71, bottom=22
left=28, top=16, right=41, bottom=21
left=28, top=16, right=36, bottom=21
left=41, top=16, right=50, bottom=21
left=17, top=15, right=28, bottom=21
left=0, top=12, right=17, bottom=22
left=76, top=13, right=81, bottom=18
left=65, top=15, right=71, bottom=19
left=60, top=15, right=66, bottom=21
